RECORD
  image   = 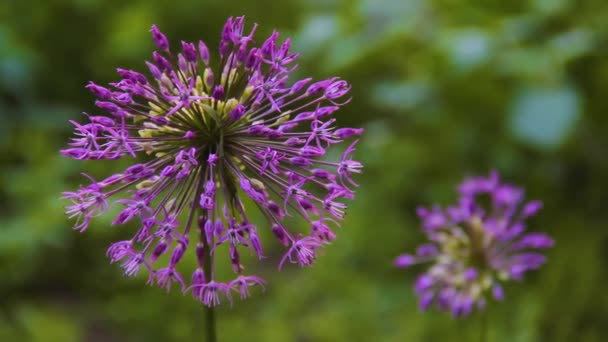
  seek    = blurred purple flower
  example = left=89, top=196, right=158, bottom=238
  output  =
left=395, top=171, right=553, bottom=317
left=61, top=16, right=363, bottom=307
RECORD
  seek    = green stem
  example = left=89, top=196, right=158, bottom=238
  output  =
left=205, top=304, right=216, bottom=342
left=203, top=244, right=217, bottom=342
left=480, top=309, right=488, bottom=342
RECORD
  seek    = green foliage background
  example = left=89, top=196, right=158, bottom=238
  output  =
left=1, top=0, right=607, bottom=341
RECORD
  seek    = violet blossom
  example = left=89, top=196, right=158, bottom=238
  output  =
left=395, top=171, right=553, bottom=317
left=61, top=16, right=363, bottom=307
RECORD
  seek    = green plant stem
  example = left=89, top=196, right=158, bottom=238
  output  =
left=205, top=304, right=216, bottom=342
left=480, top=309, right=488, bottom=342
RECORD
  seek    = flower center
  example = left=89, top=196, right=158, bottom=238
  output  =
left=467, top=217, right=488, bottom=269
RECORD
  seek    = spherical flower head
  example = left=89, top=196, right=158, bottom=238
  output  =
left=60, top=16, right=363, bottom=307
left=394, top=171, right=553, bottom=317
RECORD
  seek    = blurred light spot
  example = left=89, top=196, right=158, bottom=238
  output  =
left=372, top=80, right=433, bottom=111
left=0, top=56, right=31, bottom=92
left=497, top=47, right=555, bottom=79
left=509, top=85, right=581, bottom=150
left=293, top=15, right=337, bottom=55
left=0, top=26, right=33, bottom=93
left=324, top=35, right=364, bottom=71
left=359, top=0, right=425, bottom=36
left=548, top=29, right=593, bottom=62
left=501, top=16, right=537, bottom=44
left=533, top=0, right=569, bottom=14
left=323, top=0, right=426, bottom=70
left=439, top=29, right=492, bottom=72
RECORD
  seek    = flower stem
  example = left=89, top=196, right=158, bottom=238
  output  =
left=203, top=243, right=217, bottom=342
left=205, top=304, right=216, bottom=342
left=480, top=310, right=488, bottom=342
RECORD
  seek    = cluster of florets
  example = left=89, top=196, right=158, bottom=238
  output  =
left=395, top=171, right=553, bottom=317
left=62, top=16, right=363, bottom=306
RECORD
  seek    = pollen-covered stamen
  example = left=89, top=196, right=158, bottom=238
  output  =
left=161, top=75, right=211, bottom=117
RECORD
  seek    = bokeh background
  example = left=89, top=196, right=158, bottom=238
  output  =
left=1, top=0, right=607, bottom=341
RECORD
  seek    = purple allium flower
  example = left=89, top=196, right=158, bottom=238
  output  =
left=61, top=16, right=363, bottom=307
left=395, top=171, right=553, bottom=317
